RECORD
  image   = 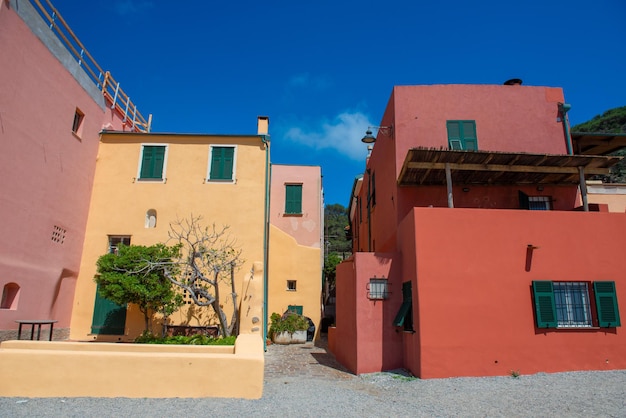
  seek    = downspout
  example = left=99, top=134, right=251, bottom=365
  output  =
left=261, top=135, right=270, bottom=350
left=559, top=102, right=573, bottom=155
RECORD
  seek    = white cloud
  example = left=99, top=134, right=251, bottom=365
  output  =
left=284, top=112, right=373, bottom=161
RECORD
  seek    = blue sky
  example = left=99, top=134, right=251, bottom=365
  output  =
left=53, top=0, right=626, bottom=205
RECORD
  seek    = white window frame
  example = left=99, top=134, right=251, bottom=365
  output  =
left=136, top=144, right=168, bottom=183
left=207, top=145, right=237, bottom=184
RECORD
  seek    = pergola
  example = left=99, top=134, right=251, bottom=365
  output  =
left=398, top=148, right=622, bottom=211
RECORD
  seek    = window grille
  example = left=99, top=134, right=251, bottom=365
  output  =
left=368, top=278, right=388, bottom=299
left=554, top=282, right=593, bottom=327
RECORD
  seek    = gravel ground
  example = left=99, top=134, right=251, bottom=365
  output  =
left=1, top=369, right=624, bottom=417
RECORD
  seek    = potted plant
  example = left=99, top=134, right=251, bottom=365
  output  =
left=269, top=312, right=309, bottom=344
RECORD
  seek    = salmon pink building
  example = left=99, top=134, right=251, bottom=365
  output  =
left=330, top=82, right=625, bottom=378
left=0, top=0, right=149, bottom=340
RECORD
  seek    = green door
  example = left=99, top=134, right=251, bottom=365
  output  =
left=91, top=284, right=126, bottom=335
left=90, top=236, right=129, bottom=335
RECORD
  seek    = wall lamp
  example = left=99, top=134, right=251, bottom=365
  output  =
left=361, top=125, right=394, bottom=144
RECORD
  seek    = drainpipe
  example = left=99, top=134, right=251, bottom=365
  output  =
left=261, top=135, right=271, bottom=350
left=559, top=103, right=573, bottom=155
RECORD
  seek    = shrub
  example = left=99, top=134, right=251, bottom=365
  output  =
left=134, top=332, right=236, bottom=345
left=269, top=312, right=309, bottom=338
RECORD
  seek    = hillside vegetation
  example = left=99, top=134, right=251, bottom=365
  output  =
left=572, top=106, right=626, bottom=182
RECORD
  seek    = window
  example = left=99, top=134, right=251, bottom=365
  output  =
left=393, top=281, right=413, bottom=331
left=72, top=108, right=84, bottom=135
left=1, top=283, right=20, bottom=309
left=287, top=280, right=297, bottom=291
left=287, top=305, right=303, bottom=315
left=447, top=120, right=477, bottom=150
left=209, top=146, right=235, bottom=181
left=368, top=278, right=388, bottom=300
left=532, top=281, right=621, bottom=328
left=139, top=145, right=166, bottom=180
left=285, top=184, right=302, bottom=214
left=108, top=235, right=131, bottom=254
left=519, top=191, right=551, bottom=210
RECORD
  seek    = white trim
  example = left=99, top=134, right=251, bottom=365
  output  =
left=206, top=145, right=237, bottom=183
left=136, top=144, right=169, bottom=183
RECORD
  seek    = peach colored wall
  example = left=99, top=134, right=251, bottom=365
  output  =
left=0, top=334, right=264, bottom=398
left=584, top=182, right=626, bottom=213
left=333, top=253, right=403, bottom=374
left=268, top=225, right=322, bottom=335
left=405, top=207, right=626, bottom=378
left=70, top=133, right=268, bottom=341
left=0, top=1, right=119, bottom=334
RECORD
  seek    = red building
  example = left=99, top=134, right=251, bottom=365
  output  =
left=330, top=82, right=625, bottom=378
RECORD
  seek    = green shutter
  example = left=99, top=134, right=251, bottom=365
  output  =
left=393, top=281, right=412, bottom=327
left=594, top=281, right=621, bottom=327
left=532, top=281, right=557, bottom=328
left=210, top=147, right=234, bottom=180
left=447, top=120, right=478, bottom=150
left=285, top=184, right=302, bottom=214
left=287, top=305, right=303, bottom=315
left=519, top=190, right=530, bottom=209
left=447, top=121, right=462, bottom=150
left=462, top=121, right=477, bottom=150
left=140, top=146, right=165, bottom=179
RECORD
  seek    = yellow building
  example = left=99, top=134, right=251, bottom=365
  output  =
left=71, top=118, right=271, bottom=341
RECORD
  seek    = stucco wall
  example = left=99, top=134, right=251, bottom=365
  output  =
left=270, top=164, right=323, bottom=248
left=0, top=334, right=264, bottom=398
left=268, top=225, right=322, bottom=335
left=405, top=207, right=626, bottom=378
left=268, top=164, right=323, bottom=336
left=333, top=253, right=403, bottom=374
left=0, top=0, right=115, bottom=334
left=360, top=84, right=571, bottom=255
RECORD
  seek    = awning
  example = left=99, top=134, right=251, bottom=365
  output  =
left=397, top=148, right=621, bottom=187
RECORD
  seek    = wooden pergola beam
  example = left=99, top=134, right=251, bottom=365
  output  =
left=405, top=162, right=611, bottom=176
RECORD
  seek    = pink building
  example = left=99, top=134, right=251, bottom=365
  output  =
left=331, top=82, right=625, bottom=378
left=0, top=0, right=148, bottom=340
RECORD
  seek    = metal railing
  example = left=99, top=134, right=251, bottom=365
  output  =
left=30, top=0, right=152, bottom=132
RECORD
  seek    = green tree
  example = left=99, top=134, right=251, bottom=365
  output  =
left=95, top=243, right=184, bottom=333
left=324, top=252, right=342, bottom=289
left=324, top=203, right=351, bottom=257
left=572, top=106, right=626, bottom=133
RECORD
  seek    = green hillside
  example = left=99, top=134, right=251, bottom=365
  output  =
left=572, top=106, right=626, bottom=183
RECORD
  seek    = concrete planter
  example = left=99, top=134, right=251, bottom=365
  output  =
left=272, top=330, right=307, bottom=344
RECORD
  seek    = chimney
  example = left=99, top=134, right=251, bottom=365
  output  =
left=503, top=78, right=523, bottom=86
left=257, top=116, right=269, bottom=135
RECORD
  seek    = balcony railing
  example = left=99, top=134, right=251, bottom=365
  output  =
left=30, top=0, right=152, bottom=133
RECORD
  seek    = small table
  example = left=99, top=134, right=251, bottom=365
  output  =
left=15, top=320, right=58, bottom=341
